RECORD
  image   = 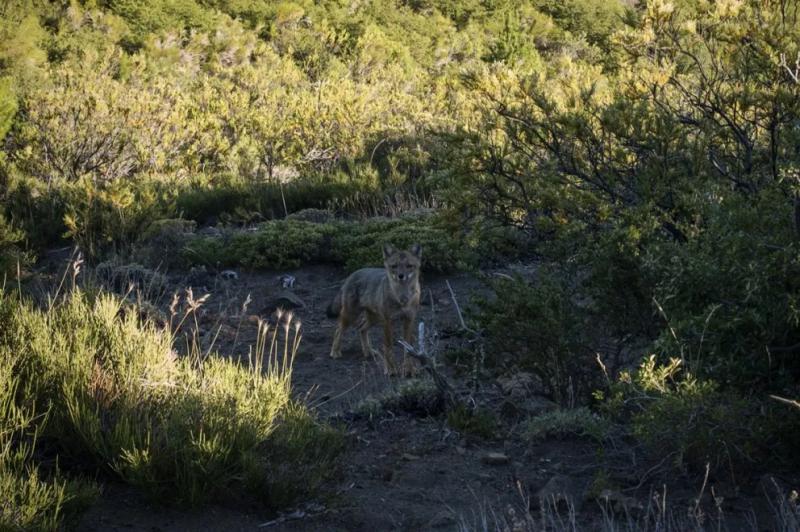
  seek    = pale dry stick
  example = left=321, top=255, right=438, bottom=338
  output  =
left=780, top=52, right=800, bottom=83
left=399, top=322, right=458, bottom=410
left=770, top=394, right=800, bottom=410
left=692, top=463, right=711, bottom=521
left=596, top=352, right=611, bottom=386
left=445, top=279, right=472, bottom=332
left=16, top=259, right=21, bottom=296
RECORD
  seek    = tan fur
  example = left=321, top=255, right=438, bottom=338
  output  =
left=328, top=243, right=422, bottom=376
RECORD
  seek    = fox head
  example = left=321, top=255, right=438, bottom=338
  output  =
left=383, top=243, right=422, bottom=306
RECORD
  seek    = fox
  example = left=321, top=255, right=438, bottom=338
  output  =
left=327, top=243, right=422, bottom=376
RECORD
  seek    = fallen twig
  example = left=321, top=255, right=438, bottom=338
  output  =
left=770, top=394, right=800, bottom=410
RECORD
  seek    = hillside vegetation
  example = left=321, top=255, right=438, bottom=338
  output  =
left=1, top=0, right=800, bottom=528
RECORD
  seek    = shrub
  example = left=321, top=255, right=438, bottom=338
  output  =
left=330, top=216, right=476, bottom=272
left=95, top=260, right=168, bottom=296
left=0, top=318, right=96, bottom=530
left=0, top=286, right=341, bottom=508
left=642, top=195, right=800, bottom=390
left=59, top=177, right=177, bottom=259
left=228, top=220, right=338, bottom=270
left=354, top=378, right=444, bottom=420
left=181, top=215, right=484, bottom=273
left=573, top=220, right=659, bottom=338
left=134, top=218, right=197, bottom=267
left=0, top=213, right=30, bottom=275
left=446, top=404, right=497, bottom=439
left=175, top=175, right=373, bottom=225
left=255, top=403, right=344, bottom=509
left=523, top=407, right=610, bottom=442
left=473, top=272, right=594, bottom=404
left=1, top=173, right=67, bottom=250
left=600, top=356, right=800, bottom=479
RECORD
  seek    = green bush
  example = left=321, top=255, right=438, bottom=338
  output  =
left=446, top=404, right=497, bottom=439
left=59, top=177, right=177, bottom=259
left=473, top=272, right=594, bottom=404
left=330, top=216, right=476, bottom=272
left=175, top=175, right=374, bottom=226
left=134, top=218, right=197, bottom=267
left=642, top=195, right=800, bottom=390
left=0, top=287, right=340, bottom=508
left=182, top=215, right=483, bottom=273
left=229, top=220, right=338, bottom=270
left=0, top=315, right=96, bottom=530
left=523, top=407, right=610, bottom=442
left=599, top=356, right=800, bottom=478
left=0, top=213, right=30, bottom=275
left=354, top=378, right=444, bottom=420
left=255, top=403, right=344, bottom=509
left=574, top=219, right=659, bottom=337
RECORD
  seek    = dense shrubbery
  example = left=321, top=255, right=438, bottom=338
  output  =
left=0, top=332, right=96, bottom=530
left=473, top=272, right=595, bottom=404
left=599, top=356, right=800, bottom=478
left=0, top=286, right=341, bottom=518
left=0, top=0, right=613, bottom=267
left=181, top=215, right=511, bottom=272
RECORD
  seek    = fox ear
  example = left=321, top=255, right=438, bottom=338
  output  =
left=410, top=243, right=422, bottom=259
left=382, top=243, right=396, bottom=260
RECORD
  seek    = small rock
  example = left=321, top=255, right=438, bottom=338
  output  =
left=482, top=452, right=510, bottom=466
left=247, top=314, right=261, bottom=325
left=265, top=289, right=306, bottom=311
left=278, top=274, right=296, bottom=288
left=401, top=453, right=420, bottom=461
left=455, top=446, right=466, bottom=456
left=220, top=269, right=238, bottom=280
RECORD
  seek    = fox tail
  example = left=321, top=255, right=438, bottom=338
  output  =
left=325, top=291, right=342, bottom=319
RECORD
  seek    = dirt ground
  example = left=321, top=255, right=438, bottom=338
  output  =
left=53, top=262, right=793, bottom=531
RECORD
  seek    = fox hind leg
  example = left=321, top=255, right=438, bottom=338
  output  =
left=330, top=314, right=349, bottom=359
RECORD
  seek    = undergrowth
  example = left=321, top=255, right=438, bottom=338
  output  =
left=0, top=269, right=341, bottom=525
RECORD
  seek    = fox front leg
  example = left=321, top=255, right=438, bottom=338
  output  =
left=381, top=319, right=398, bottom=375
left=401, top=314, right=419, bottom=377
